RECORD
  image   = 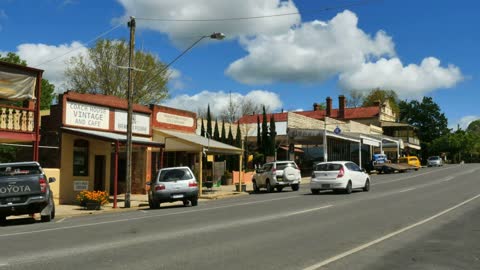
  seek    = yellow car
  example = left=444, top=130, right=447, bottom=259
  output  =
left=398, top=156, right=421, bottom=170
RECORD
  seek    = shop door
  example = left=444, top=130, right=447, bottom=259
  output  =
left=94, top=155, right=106, bottom=191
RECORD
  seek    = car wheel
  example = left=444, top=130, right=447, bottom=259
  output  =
left=266, top=181, right=274, bottom=193
left=183, top=200, right=190, bottom=206
left=51, top=203, right=56, bottom=220
left=345, top=181, right=352, bottom=194
left=291, top=184, right=299, bottom=191
left=311, top=189, right=320, bottom=195
left=191, top=198, right=198, bottom=206
left=149, top=197, right=160, bottom=209
left=276, top=186, right=283, bottom=192
left=41, top=211, right=52, bottom=222
left=363, top=179, right=370, bottom=192
left=252, top=181, right=259, bottom=193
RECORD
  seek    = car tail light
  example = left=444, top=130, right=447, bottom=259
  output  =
left=155, top=184, right=165, bottom=191
left=337, top=166, right=345, bottom=178
left=189, top=181, right=198, bottom=187
left=39, top=177, right=47, bottom=193
left=272, top=168, right=277, bottom=174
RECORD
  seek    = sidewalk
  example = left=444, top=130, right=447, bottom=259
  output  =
left=53, top=177, right=310, bottom=218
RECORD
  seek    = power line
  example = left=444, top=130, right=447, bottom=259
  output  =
left=34, top=22, right=125, bottom=68
left=136, top=0, right=379, bottom=22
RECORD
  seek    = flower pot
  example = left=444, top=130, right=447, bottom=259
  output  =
left=235, top=183, right=246, bottom=192
left=85, top=202, right=101, bottom=210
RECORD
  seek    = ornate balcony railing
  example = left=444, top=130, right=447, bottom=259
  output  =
left=0, top=105, right=35, bottom=132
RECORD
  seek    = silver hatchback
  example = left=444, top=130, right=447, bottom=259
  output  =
left=427, top=156, right=443, bottom=167
left=147, top=167, right=199, bottom=209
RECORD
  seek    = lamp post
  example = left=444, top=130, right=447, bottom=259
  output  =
left=123, top=17, right=224, bottom=207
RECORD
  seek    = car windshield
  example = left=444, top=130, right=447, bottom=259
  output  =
left=314, top=163, right=342, bottom=171
left=276, top=162, right=298, bottom=170
left=158, top=168, right=193, bottom=182
left=428, top=156, right=440, bottom=160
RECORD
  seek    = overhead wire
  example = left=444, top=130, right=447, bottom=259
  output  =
left=34, top=22, right=125, bottom=68
left=136, top=0, right=379, bottom=22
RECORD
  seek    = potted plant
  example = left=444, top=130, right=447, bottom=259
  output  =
left=76, top=190, right=109, bottom=210
left=223, top=171, right=233, bottom=185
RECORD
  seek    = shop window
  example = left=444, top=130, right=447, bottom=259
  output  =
left=73, top=139, right=89, bottom=176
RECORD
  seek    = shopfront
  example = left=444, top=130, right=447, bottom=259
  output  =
left=42, top=92, right=162, bottom=203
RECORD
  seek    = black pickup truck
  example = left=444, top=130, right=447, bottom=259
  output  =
left=0, top=162, right=56, bottom=224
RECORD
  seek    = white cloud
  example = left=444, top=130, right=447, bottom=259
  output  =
left=226, top=10, right=395, bottom=84
left=162, top=90, right=282, bottom=117
left=449, top=115, right=480, bottom=130
left=115, top=0, right=300, bottom=46
left=14, top=42, right=88, bottom=92
left=339, top=57, right=463, bottom=98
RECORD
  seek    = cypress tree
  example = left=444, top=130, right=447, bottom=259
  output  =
left=262, top=106, right=269, bottom=158
left=213, top=118, right=220, bottom=141
left=200, top=119, right=205, bottom=137
left=221, top=120, right=226, bottom=143
left=256, top=115, right=262, bottom=151
left=269, top=114, right=276, bottom=156
left=206, top=104, right=212, bottom=138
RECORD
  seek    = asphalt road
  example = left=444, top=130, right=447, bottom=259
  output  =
left=1, top=164, right=479, bottom=270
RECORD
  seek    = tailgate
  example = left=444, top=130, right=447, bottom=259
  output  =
left=312, top=171, right=338, bottom=181
left=0, top=175, right=42, bottom=199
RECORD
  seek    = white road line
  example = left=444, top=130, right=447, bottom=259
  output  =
left=55, top=218, right=66, bottom=223
left=302, top=193, right=480, bottom=270
left=372, top=165, right=458, bottom=186
left=398, top=187, right=416, bottom=193
left=441, top=176, right=454, bottom=182
left=0, top=195, right=299, bottom=238
left=284, top=205, right=333, bottom=217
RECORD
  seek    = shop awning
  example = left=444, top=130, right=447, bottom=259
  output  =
left=287, top=128, right=360, bottom=143
left=153, top=128, right=242, bottom=155
left=61, top=127, right=164, bottom=147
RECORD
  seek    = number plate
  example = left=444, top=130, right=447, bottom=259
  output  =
left=171, top=194, right=184, bottom=199
left=321, top=184, right=331, bottom=188
left=6, top=197, right=22, bottom=202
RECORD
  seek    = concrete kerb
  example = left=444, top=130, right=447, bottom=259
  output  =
left=52, top=178, right=311, bottom=219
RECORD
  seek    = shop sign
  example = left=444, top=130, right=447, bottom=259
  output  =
left=74, top=180, right=88, bottom=191
left=114, top=110, right=150, bottom=135
left=66, top=101, right=110, bottom=130
left=156, top=112, right=194, bottom=127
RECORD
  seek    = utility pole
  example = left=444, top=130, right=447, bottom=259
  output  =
left=125, top=16, right=135, bottom=208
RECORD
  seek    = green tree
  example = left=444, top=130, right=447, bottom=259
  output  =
left=256, top=115, right=262, bottom=151
left=0, top=52, right=56, bottom=110
left=64, top=39, right=169, bottom=105
left=213, top=119, right=220, bottom=141
left=362, top=88, right=400, bottom=115
left=221, top=120, right=226, bottom=143
left=269, top=115, right=277, bottom=156
left=261, top=106, right=270, bottom=160
left=467, top=119, right=480, bottom=135
left=399, top=97, right=449, bottom=161
left=200, top=119, right=205, bottom=137
left=206, top=105, right=212, bottom=138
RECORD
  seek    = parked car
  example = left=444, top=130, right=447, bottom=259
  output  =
left=147, top=167, right=199, bottom=209
left=427, top=156, right=444, bottom=167
left=0, top=162, right=56, bottom=224
left=398, top=156, right=421, bottom=170
left=310, top=161, right=370, bottom=194
left=252, top=161, right=301, bottom=192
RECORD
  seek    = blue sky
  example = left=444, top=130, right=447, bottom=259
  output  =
left=1, top=0, right=478, bottom=129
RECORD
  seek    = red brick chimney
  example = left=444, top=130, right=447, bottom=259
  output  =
left=326, top=97, right=332, bottom=117
left=313, top=103, right=321, bottom=111
left=338, top=95, right=346, bottom=119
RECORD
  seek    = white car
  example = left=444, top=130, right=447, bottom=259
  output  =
left=252, top=161, right=302, bottom=192
left=310, top=161, right=370, bottom=194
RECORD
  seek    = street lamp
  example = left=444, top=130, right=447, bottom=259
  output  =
left=123, top=15, right=225, bottom=208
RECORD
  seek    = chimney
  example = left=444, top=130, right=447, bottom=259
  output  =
left=326, top=97, right=332, bottom=117
left=338, top=95, right=346, bottom=119
left=313, top=103, right=320, bottom=111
